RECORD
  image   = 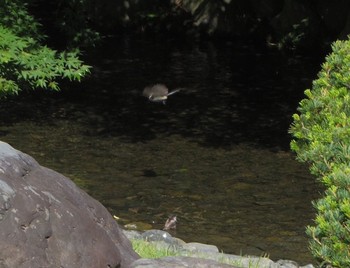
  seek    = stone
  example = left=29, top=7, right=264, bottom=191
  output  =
left=276, top=259, right=315, bottom=268
left=130, top=256, right=238, bottom=268
left=0, top=141, right=139, bottom=267
left=276, top=259, right=299, bottom=268
left=124, top=229, right=316, bottom=268
left=141, top=229, right=175, bottom=243
left=301, top=265, right=315, bottom=268
left=123, top=229, right=143, bottom=241
left=182, top=242, right=219, bottom=253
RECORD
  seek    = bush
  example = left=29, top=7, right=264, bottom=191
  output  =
left=290, top=38, right=350, bottom=267
left=0, top=0, right=90, bottom=96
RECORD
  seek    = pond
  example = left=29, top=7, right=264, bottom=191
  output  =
left=0, top=36, right=323, bottom=264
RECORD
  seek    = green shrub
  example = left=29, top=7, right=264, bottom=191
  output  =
left=290, top=38, right=350, bottom=267
left=0, top=0, right=90, bottom=96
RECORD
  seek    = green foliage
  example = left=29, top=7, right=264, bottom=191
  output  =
left=0, top=0, right=90, bottom=96
left=0, top=0, right=44, bottom=39
left=131, top=239, right=177, bottom=258
left=51, top=0, right=100, bottom=47
left=290, top=38, right=350, bottom=267
left=275, top=18, right=309, bottom=51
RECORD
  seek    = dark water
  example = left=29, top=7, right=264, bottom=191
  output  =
left=0, top=37, right=322, bottom=264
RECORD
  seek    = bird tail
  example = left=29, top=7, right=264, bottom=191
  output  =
left=167, top=89, right=182, bottom=96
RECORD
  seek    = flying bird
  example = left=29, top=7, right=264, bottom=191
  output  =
left=143, top=84, right=181, bottom=104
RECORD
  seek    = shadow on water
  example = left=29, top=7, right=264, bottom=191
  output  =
left=0, top=36, right=324, bottom=264
left=77, top=38, right=317, bottom=150
left=3, top=37, right=318, bottom=149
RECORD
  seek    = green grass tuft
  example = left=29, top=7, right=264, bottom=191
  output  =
left=131, top=239, right=269, bottom=268
left=131, top=239, right=178, bottom=258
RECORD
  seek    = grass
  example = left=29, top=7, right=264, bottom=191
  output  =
left=131, top=239, right=178, bottom=258
left=131, top=239, right=269, bottom=268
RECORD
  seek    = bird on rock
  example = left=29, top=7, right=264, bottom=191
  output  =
left=143, top=84, right=181, bottom=104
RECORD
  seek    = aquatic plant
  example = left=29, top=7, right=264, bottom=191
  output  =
left=290, top=37, right=350, bottom=267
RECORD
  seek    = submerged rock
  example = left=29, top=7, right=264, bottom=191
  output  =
left=0, top=141, right=139, bottom=267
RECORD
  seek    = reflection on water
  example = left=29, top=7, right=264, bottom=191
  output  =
left=0, top=37, right=322, bottom=264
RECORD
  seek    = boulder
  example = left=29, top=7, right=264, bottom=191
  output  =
left=0, top=141, right=139, bottom=267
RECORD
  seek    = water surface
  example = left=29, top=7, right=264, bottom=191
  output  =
left=0, top=37, right=322, bottom=264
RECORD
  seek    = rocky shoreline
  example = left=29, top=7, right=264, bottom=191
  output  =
left=124, top=229, right=316, bottom=268
left=0, top=141, right=318, bottom=267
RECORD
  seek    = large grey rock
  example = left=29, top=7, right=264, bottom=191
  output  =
left=182, top=242, right=219, bottom=254
left=0, top=141, right=139, bottom=267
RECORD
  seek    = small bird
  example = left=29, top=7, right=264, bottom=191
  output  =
left=143, top=84, right=181, bottom=104
left=163, top=215, right=177, bottom=230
